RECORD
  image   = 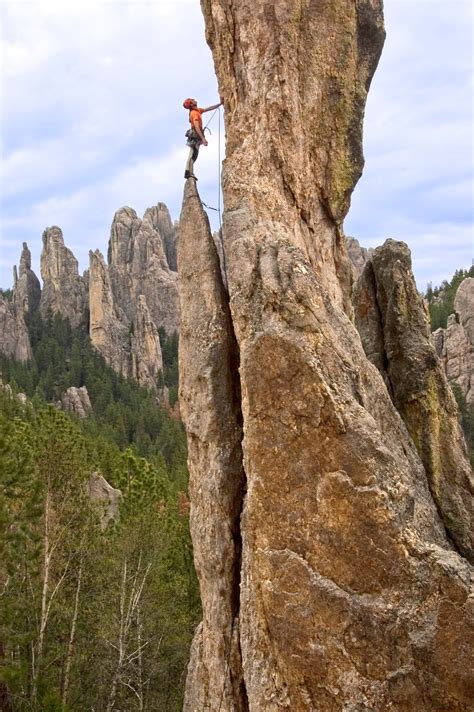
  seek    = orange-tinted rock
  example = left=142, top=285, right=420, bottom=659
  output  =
left=178, top=2, right=474, bottom=710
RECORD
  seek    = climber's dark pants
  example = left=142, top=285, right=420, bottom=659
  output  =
left=186, top=142, right=200, bottom=174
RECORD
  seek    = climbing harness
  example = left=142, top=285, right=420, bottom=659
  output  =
left=186, top=106, right=227, bottom=284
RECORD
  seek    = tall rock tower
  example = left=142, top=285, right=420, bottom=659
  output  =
left=178, top=2, right=473, bottom=710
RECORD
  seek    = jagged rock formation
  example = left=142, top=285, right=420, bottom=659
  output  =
left=13, top=243, right=41, bottom=314
left=89, top=250, right=163, bottom=390
left=61, top=385, right=92, bottom=418
left=346, top=236, right=374, bottom=278
left=149, top=202, right=179, bottom=271
left=88, top=472, right=122, bottom=529
left=179, top=181, right=246, bottom=711
left=0, top=205, right=177, bottom=392
left=179, top=2, right=473, bottom=710
left=354, top=240, right=473, bottom=559
left=108, top=207, right=179, bottom=335
left=433, top=277, right=474, bottom=405
left=0, top=295, right=31, bottom=362
left=0, top=242, right=42, bottom=362
left=40, top=226, right=87, bottom=328
left=130, top=295, right=164, bottom=386
left=89, top=249, right=132, bottom=376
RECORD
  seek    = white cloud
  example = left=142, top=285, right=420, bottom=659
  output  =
left=0, top=0, right=472, bottom=294
left=0, top=0, right=222, bottom=283
left=345, top=0, right=473, bottom=287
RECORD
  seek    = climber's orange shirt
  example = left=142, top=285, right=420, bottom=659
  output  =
left=189, top=108, right=204, bottom=132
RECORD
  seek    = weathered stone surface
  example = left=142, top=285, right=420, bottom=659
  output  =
left=0, top=242, right=40, bottom=361
left=346, top=236, right=374, bottom=278
left=2, top=205, right=178, bottom=393
left=178, top=2, right=474, bottom=710
left=108, top=207, right=179, bottom=335
left=61, top=385, right=92, bottom=418
left=434, top=278, right=474, bottom=405
left=88, top=472, right=122, bottom=529
left=0, top=293, right=31, bottom=361
left=40, top=226, right=87, bottom=328
left=89, top=249, right=131, bottom=376
left=130, top=295, right=163, bottom=389
left=89, top=250, right=163, bottom=389
left=455, top=278, right=474, bottom=343
left=354, top=239, right=473, bottom=561
left=145, top=202, right=179, bottom=271
left=13, top=243, right=41, bottom=314
left=179, top=180, right=246, bottom=712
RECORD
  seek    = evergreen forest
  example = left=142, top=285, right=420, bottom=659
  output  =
left=0, top=313, right=199, bottom=711
left=425, top=265, right=474, bottom=331
left=425, top=266, right=474, bottom=460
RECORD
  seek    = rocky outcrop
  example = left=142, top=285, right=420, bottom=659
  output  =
left=40, top=227, right=87, bottom=328
left=354, top=239, right=473, bottom=560
left=88, top=472, right=122, bottom=529
left=346, top=236, right=374, bottom=278
left=89, top=249, right=163, bottom=390
left=89, top=249, right=131, bottom=375
left=13, top=243, right=41, bottom=314
left=130, top=295, right=163, bottom=387
left=108, top=207, right=179, bottom=335
left=0, top=293, right=31, bottom=361
left=146, top=202, right=178, bottom=271
left=61, top=386, right=92, bottom=418
left=89, top=205, right=176, bottom=387
left=0, top=242, right=41, bottom=362
left=179, top=2, right=473, bottom=710
left=179, top=180, right=246, bottom=711
left=2, top=206, right=177, bottom=392
left=433, top=277, right=474, bottom=405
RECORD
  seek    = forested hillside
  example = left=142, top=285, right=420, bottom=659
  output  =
left=425, top=267, right=474, bottom=462
left=426, top=265, right=474, bottom=330
left=0, top=311, right=182, bottom=471
left=0, top=313, right=199, bottom=711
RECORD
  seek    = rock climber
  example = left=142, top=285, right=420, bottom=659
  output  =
left=183, top=98, right=222, bottom=180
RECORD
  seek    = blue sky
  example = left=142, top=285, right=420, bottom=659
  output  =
left=0, top=0, right=472, bottom=291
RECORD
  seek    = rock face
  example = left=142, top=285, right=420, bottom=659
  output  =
left=179, top=180, right=246, bottom=711
left=108, top=207, right=179, bottom=335
left=89, top=249, right=163, bottom=390
left=1, top=207, right=177, bottom=392
left=40, top=227, right=88, bottom=328
left=0, top=242, right=42, bottom=362
left=88, top=472, right=122, bottom=529
left=61, top=385, right=92, bottom=418
left=354, top=240, right=473, bottom=560
left=178, top=2, right=473, bottom=710
left=433, top=277, right=474, bottom=405
left=89, top=249, right=131, bottom=376
left=130, top=295, right=164, bottom=386
left=13, top=243, right=41, bottom=315
left=346, top=236, right=374, bottom=278
left=0, top=293, right=31, bottom=361
left=149, top=202, right=179, bottom=271
left=88, top=205, right=177, bottom=388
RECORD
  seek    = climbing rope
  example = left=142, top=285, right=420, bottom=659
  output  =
left=203, top=106, right=219, bottom=133
left=200, top=107, right=227, bottom=285
left=216, top=106, right=227, bottom=284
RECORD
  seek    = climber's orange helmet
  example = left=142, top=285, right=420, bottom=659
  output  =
left=183, top=98, right=197, bottom=110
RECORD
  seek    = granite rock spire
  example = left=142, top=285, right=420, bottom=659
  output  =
left=178, top=2, right=473, bottom=709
